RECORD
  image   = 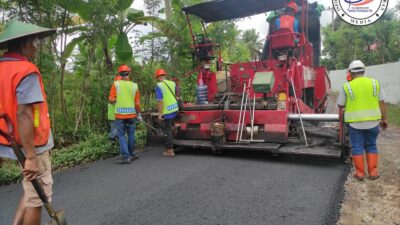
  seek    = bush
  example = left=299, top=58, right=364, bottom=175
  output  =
left=51, top=133, right=119, bottom=170
left=0, top=160, right=21, bottom=185
left=0, top=129, right=147, bottom=185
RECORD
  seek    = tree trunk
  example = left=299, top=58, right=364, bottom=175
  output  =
left=60, top=10, right=69, bottom=127
left=164, top=0, right=172, bottom=20
left=74, top=39, right=97, bottom=133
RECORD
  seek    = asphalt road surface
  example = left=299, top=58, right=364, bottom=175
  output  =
left=0, top=147, right=348, bottom=225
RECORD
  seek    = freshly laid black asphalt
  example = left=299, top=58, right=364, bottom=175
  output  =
left=0, top=147, right=348, bottom=225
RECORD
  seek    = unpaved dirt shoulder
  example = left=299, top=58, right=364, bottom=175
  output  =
left=338, top=126, right=400, bottom=225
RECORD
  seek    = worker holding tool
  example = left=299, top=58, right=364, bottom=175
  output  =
left=275, top=1, right=299, bottom=33
left=0, top=20, right=56, bottom=225
left=109, top=64, right=142, bottom=164
left=154, top=69, right=179, bottom=157
left=338, top=60, right=388, bottom=181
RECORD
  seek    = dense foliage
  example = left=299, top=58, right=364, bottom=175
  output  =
left=0, top=0, right=256, bottom=147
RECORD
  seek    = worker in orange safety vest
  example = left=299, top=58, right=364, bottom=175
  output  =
left=276, top=1, right=299, bottom=33
left=108, top=64, right=142, bottom=164
left=0, top=20, right=56, bottom=225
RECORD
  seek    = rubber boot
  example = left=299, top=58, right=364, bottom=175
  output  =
left=366, top=153, right=380, bottom=180
left=352, top=155, right=365, bottom=181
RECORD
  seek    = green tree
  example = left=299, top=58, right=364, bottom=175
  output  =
left=322, top=12, right=400, bottom=70
left=241, top=29, right=263, bottom=61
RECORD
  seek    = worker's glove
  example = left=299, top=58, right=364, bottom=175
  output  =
left=137, top=113, right=143, bottom=122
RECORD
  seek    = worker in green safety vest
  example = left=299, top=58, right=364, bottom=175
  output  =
left=154, top=69, right=179, bottom=157
left=107, top=74, right=122, bottom=141
left=338, top=60, right=388, bottom=181
left=109, top=64, right=142, bottom=164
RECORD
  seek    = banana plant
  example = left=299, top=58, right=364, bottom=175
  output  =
left=57, top=0, right=153, bottom=64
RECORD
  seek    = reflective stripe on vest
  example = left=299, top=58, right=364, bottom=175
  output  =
left=114, top=80, right=137, bottom=115
left=0, top=58, right=50, bottom=146
left=344, top=108, right=381, bottom=121
left=343, top=77, right=381, bottom=123
left=157, top=80, right=178, bottom=115
left=34, top=105, right=40, bottom=128
left=346, top=82, right=355, bottom=100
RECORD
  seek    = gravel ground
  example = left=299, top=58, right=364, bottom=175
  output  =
left=338, top=126, right=400, bottom=225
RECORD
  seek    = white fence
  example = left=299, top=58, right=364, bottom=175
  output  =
left=329, top=61, right=400, bottom=104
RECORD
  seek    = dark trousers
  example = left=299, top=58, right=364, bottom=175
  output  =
left=164, top=118, right=175, bottom=149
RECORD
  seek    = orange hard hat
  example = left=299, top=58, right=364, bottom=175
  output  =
left=287, top=1, right=298, bottom=13
left=155, top=69, right=167, bottom=77
left=118, top=64, right=131, bottom=73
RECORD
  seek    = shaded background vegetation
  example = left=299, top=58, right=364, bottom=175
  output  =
left=0, top=0, right=259, bottom=147
left=321, top=4, right=400, bottom=70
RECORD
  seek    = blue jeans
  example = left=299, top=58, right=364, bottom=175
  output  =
left=115, top=119, right=136, bottom=159
left=349, top=125, right=380, bottom=156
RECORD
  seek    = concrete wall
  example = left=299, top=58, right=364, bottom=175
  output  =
left=329, top=61, right=400, bottom=104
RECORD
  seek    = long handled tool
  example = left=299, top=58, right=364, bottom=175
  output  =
left=140, top=120, right=159, bottom=133
left=0, top=114, right=67, bottom=225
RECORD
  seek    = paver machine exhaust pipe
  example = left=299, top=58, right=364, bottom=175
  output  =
left=0, top=114, right=67, bottom=225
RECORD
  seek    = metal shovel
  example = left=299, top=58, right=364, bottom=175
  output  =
left=0, top=114, right=67, bottom=225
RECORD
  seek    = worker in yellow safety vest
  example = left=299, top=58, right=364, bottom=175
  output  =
left=154, top=69, right=179, bottom=157
left=108, top=74, right=123, bottom=141
left=109, top=64, right=142, bottom=164
left=338, top=60, right=388, bottom=181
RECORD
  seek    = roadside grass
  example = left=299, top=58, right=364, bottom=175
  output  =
left=387, top=104, right=400, bottom=127
left=0, top=127, right=147, bottom=185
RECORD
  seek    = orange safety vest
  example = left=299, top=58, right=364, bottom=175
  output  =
left=0, top=58, right=50, bottom=146
left=279, top=15, right=295, bottom=32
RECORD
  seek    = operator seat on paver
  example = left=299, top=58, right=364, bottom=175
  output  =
left=269, top=28, right=298, bottom=60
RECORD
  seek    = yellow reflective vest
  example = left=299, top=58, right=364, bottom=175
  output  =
left=114, top=80, right=138, bottom=115
left=157, top=80, right=179, bottom=115
left=343, top=76, right=381, bottom=123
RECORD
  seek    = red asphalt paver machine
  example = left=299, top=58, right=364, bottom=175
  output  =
left=147, top=0, right=350, bottom=161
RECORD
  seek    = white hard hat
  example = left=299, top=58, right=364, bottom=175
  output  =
left=348, top=60, right=365, bottom=73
